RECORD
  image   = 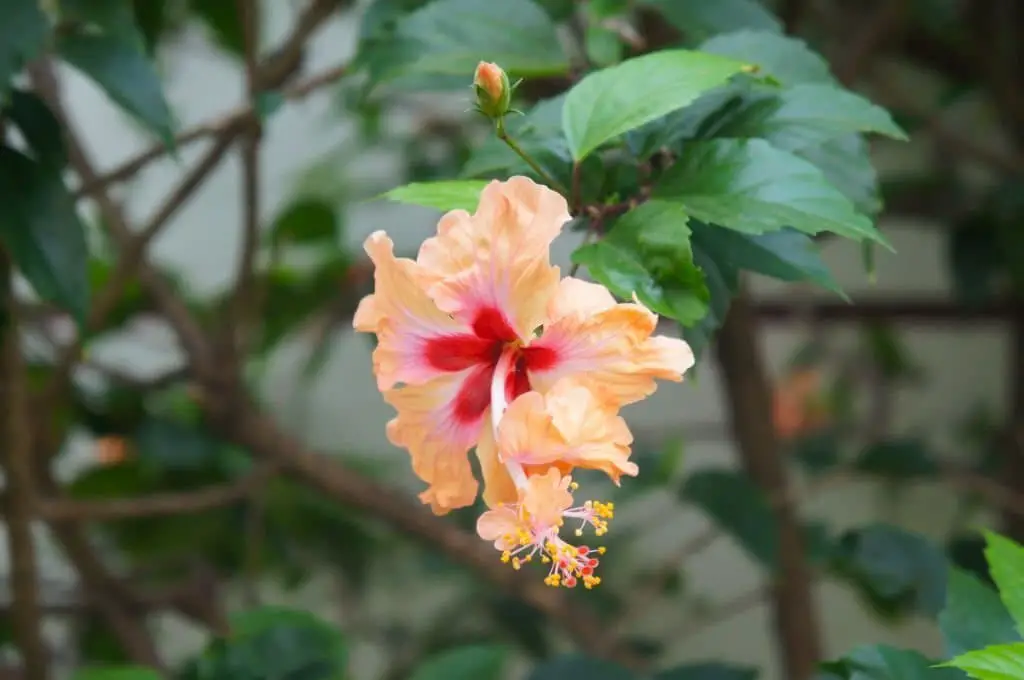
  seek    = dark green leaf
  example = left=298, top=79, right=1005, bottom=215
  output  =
left=0, top=0, right=50, bottom=100
left=72, top=668, right=162, bottom=680
left=949, top=217, right=1003, bottom=305
left=789, top=429, right=842, bottom=475
left=843, top=645, right=965, bottom=680
left=862, top=323, right=920, bottom=381
left=57, top=31, right=175, bottom=144
left=362, top=0, right=569, bottom=86
left=134, top=417, right=219, bottom=472
left=528, top=654, right=633, bottom=680
left=562, top=49, right=748, bottom=160
left=6, top=88, right=68, bottom=170
left=941, top=568, right=1021, bottom=657
left=270, top=200, right=340, bottom=248
left=61, top=0, right=144, bottom=46
left=382, top=180, right=489, bottom=212
left=984, top=532, right=1024, bottom=634
left=654, top=662, right=759, bottom=680
left=711, top=84, right=907, bottom=149
left=854, top=439, right=939, bottom=481
left=188, top=0, right=244, bottom=57
left=571, top=200, right=709, bottom=324
left=942, top=643, right=1024, bottom=680
left=833, top=524, right=948, bottom=618
left=409, top=644, right=509, bottom=680
left=644, top=0, right=780, bottom=41
left=654, top=139, right=888, bottom=246
left=699, top=30, right=834, bottom=85
left=681, top=241, right=736, bottom=362
left=798, top=134, right=881, bottom=217
left=690, top=222, right=843, bottom=295
left=0, top=146, right=90, bottom=323
left=681, top=469, right=778, bottom=567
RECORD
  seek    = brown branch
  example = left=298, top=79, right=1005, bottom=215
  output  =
left=36, top=467, right=273, bottom=521
left=0, top=253, right=48, bottom=680
left=714, top=292, right=822, bottom=680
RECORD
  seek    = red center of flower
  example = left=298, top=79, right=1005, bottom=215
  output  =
left=424, top=307, right=560, bottom=424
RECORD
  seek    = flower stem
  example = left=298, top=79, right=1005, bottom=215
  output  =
left=495, top=117, right=568, bottom=195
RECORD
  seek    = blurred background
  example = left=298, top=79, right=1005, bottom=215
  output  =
left=3, top=0, right=1022, bottom=679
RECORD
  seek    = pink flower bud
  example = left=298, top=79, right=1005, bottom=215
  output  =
left=473, top=61, right=512, bottom=119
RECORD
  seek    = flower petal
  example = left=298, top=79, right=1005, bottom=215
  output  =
left=528, top=278, right=695, bottom=406
left=476, top=421, right=520, bottom=509
left=476, top=504, right=521, bottom=551
left=383, top=366, right=495, bottom=514
left=521, top=468, right=573, bottom=528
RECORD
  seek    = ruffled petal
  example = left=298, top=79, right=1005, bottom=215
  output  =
left=475, top=421, right=519, bottom=509
left=527, top=278, right=695, bottom=406
left=476, top=504, right=521, bottom=551
left=521, top=468, right=574, bottom=528
left=383, top=366, right=496, bottom=514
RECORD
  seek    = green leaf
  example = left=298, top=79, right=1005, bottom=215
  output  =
left=57, top=31, right=175, bottom=144
left=854, top=439, right=939, bottom=481
left=643, top=0, right=781, bottom=41
left=654, top=138, right=888, bottom=246
left=699, top=30, right=834, bottom=86
left=5, top=88, right=68, bottom=170
left=833, top=524, right=948, bottom=618
left=562, top=49, right=749, bottom=160
left=0, top=0, right=50, bottom=100
left=134, top=417, right=219, bottom=472
left=72, top=668, right=162, bottom=680
left=61, top=0, right=145, bottom=46
left=188, top=0, right=244, bottom=57
left=949, top=216, right=1003, bottom=305
left=941, top=568, right=1021, bottom=657
left=461, top=96, right=570, bottom=180
left=585, top=25, right=623, bottom=68
left=409, top=644, right=509, bottom=680
left=689, top=222, right=842, bottom=295
left=680, top=240, right=737, bottom=362
left=362, top=0, right=569, bottom=85
left=270, top=199, right=340, bottom=248
left=654, top=662, right=759, bottom=680
left=943, top=643, right=1024, bottom=680
left=0, top=146, right=90, bottom=323
left=528, top=654, right=633, bottom=680
left=571, top=201, right=710, bottom=324
left=843, top=645, right=964, bottom=680
left=381, top=180, right=490, bottom=212
left=681, top=470, right=778, bottom=567
left=712, top=84, right=907, bottom=149
left=984, top=532, right=1024, bottom=634
left=799, top=134, right=881, bottom=216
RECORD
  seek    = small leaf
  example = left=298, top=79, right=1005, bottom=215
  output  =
left=188, top=0, right=244, bottom=57
left=6, top=88, right=68, bottom=170
left=690, top=222, right=843, bottom=295
left=699, top=30, right=834, bottom=85
left=0, top=146, right=90, bottom=324
left=528, top=654, right=633, bottom=680
left=381, top=180, right=490, bottom=212
left=654, top=662, right=759, bottom=680
left=361, top=0, right=569, bottom=85
left=940, top=568, right=1021, bottom=657
left=57, top=31, right=175, bottom=144
left=571, top=200, right=709, bottom=325
left=409, top=644, right=509, bottom=680
left=71, top=667, right=162, bottom=680
left=0, top=0, right=50, bottom=100
left=585, top=24, right=623, bottom=67
left=984, top=532, right=1024, bottom=634
left=654, top=139, right=889, bottom=246
left=643, top=0, right=781, bottom=41
left=562, top=49, right=749, bottom=160
left=854, top=439, right=939, bottom=481
left=270, top=199, right=340, bottom=248
left=943, top=643, right=1024, bottom=680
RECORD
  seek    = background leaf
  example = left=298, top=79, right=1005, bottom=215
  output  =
left=699, top=30, right=834, bottom=85
left=0, top=0, right=50, bottom=100
left=984, top=532, right=1024, bottom=634
left=382, top=180, right=489, bottom=212
left=409, top=644, right=508, bottom=680
left=940, top=568, right=1022, bottom=657
left=943, top=643, right=1024, bottom=680
left=642, top=0, right=781, bottom=42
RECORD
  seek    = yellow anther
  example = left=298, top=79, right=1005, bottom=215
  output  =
left=512, top=557, right=522, bottom=570
left=500, top=551, right=511, bottom=563
left=575, top=529, right=583, bottom=537
left=570, top=481, right=579, bottom=491
left=597, top=546, right=606, bottom=554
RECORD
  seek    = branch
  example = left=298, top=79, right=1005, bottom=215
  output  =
left=0, top=253, right=48, bottom=680
left=714, top=292, right=822, bottom=680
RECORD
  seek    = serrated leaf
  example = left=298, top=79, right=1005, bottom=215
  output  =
left=799, top=134, right=881, bottom=216
left=381, top=180, right=490, bottom=212
left=57, top=31, right=175, bottom=144
left=562, top=49, right=749, bottom=160
left=654, top=662, right=759, bottom=680
left=844, top=645, right=963, bottom=680
left=941, top=568, right=1021, bottom=657
left=0, top=0, right=50, bottom=101
left=6, top=88, right=67, bottom=170
left=0, top=146, right=90, bottom=324
left=410, top=644, right=509, bottom=680
left=699, top=30, right=834, bottom=85
left=571, top=201, right=709, bottom=324
left=643, top=0, right=781, bottom=41
left=690, top=222, right=843, bottom=295
left=654, top=138, right=889, bottom=246
left=362, top=0, right=569, bottom=85
left=943, top=643, right=1024, bottom=680
left=984, top=532, right=1024, bottom=635
left=712, top=84, right=907, bottom=149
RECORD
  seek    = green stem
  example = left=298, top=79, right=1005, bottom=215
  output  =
left=495, top=117, right=568, bottom=195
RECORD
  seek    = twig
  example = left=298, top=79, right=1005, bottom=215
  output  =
left=0, top=252, right=48, bottom=680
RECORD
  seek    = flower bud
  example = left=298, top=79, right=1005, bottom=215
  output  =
left=473, top=61, right=512, bottom=119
